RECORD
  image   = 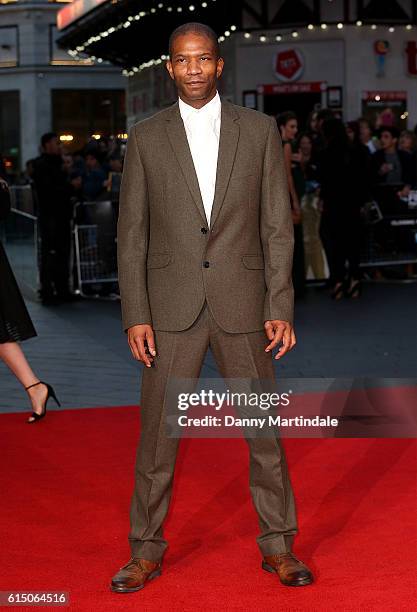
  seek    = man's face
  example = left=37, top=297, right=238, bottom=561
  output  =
left=166, top=33, right=224, bottom=105
left=85, top=154, right=97, bottom=169
left=359, top=121, right=371, bottom=141
left=45, top=137, right=61, bottom=155
left=380, top=131, right=396, bottom=150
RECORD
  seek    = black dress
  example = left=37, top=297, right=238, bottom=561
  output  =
left=0, top=184, right=37, bottom=343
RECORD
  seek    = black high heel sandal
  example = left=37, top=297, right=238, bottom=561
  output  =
left=25, top=381, right=61, bottom=424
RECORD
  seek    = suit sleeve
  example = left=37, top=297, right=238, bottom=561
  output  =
left=260, top=116, right=295, bottom=325
left=117, top=125, right=152, bottom=332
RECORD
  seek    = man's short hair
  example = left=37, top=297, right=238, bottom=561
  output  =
left=41, top=132, right=57, bottom=148
left=169, top=22, right=220, bottom=58
left=378, top=125, right=400, bottom=140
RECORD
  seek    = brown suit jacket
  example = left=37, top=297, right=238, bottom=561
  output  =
left=117, top=97, right=294, bottom=333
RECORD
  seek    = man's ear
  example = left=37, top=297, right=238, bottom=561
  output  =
left=166, top=60, right=174, bottom=80
left=216, top=57, right=224, bottom=79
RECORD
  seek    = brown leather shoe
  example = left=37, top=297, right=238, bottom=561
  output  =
left=262, top=552, right=313, bottom=586
left=110, top=557, right=162, bottom=593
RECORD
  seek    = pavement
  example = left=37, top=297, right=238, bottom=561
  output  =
left=1, top=280, right=416, bottom=414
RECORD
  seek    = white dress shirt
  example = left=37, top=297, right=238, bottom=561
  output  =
left=179, top=91, right=221, bottom=227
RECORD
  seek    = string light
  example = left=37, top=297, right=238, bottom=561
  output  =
left=65, top=1, right=413, bottom=75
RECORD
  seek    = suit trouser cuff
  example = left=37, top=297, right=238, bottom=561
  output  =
left=129, top=539, right=166, bottom=563
left=257, top=533, right=297, bottom=556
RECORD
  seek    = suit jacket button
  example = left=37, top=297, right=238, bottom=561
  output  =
left=203, top=261, right=210, bottom=268
left=201, top=227, right=208, bottom=234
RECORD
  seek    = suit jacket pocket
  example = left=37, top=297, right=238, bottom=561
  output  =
left=147, top=253, right=173, bottom=269
left=241, top=255, right=265, bottom=269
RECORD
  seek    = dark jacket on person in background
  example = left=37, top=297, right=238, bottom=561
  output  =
left=371, top=148, right=415, bottom=188
left=32, top=153, right=72, bottom=220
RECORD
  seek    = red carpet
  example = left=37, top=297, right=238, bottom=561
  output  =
left=0, top=406, right=415, bottom=610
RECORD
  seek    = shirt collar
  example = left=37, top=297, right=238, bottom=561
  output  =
left=178, top=91, right=221, bottom=125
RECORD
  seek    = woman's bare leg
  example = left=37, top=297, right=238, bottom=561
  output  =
left=0, top=341, right=48, bottom=419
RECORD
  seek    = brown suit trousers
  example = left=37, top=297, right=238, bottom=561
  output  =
left=117, top=98, right=298, bottom=560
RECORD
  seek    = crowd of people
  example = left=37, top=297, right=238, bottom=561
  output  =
left=276, top=108, right=417, bottom=300
left=1, top=108, right=416, bottom=305
left=22, top=134, right=125, bottom=304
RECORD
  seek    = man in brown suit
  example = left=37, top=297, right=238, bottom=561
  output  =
left=111, top=23, right=313, bottom=592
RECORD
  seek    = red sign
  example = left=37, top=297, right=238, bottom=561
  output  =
left=362, top=91, right=407, bottom=101
left=274, top=48, right=304, bottom=82
left=57, top=0, right=107, bottom=30
left=258, top=82, right=326, bottom=95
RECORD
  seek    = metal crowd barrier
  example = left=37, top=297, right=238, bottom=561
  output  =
left=1, top=185, right=39, bottom=293
left=73, top=200, right=119, bottom=297
left=359, top=186, right=417, bottom=268
left=2, top=186, right=416, bottom=296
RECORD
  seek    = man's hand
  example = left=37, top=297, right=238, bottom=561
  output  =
left=264, top=320, right=296, bottom=360
left=127, top=324, right=156, bottom=367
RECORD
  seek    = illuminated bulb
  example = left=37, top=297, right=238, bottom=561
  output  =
left=321, top=23, right=327, bottom=29
left=405, top=24, right=412, bottom=30
left=189, top=4, right=195, bottom=10
left=231, top=25, right=237, bottom=31
left=276, top=35, right=282, bottom=41
left=244, top=32, right=251, bottom=38
left=260, top=35, right=266, bottom=42
left=356, top=20, right=362, bottom=26
left=291, top=31, right=299, bottom=38
left=337, top=23, right=343, bottom=29
left=375, top=95, right=380, bottom=101
left=389, top=27, right=395, bottom=32
left=371, top=24, right=377, bottom=30
left=307, top=24, right=314, bottom=30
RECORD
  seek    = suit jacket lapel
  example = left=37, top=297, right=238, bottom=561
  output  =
left=165, top=101, right=207, bottom=225
left=164, top=98, right=240, bottom=228
left=210, top=99, right=240, bottom=229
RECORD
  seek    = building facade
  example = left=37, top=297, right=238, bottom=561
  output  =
left=54, top=0, right=416, bottom=132
left=0, top=0, right=125, bottom=174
